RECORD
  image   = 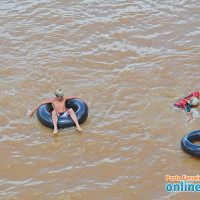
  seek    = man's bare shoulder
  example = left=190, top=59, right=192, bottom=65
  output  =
left=63, top=96, right=70, bottom=100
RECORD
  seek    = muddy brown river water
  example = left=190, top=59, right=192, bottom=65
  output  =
left=1, top=0, right=200, bottom=199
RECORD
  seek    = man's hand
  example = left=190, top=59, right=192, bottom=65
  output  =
left=29, top=111, right=34, bottom=116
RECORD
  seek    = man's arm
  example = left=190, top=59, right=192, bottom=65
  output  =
left=185, top=103, right=193, bottom=121
left=29, top=99, right=53, bottom=116
left=187, top=112, right=193, bottom=121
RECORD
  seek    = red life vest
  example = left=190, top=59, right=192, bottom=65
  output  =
left=174, top=92, right=199, bottom=109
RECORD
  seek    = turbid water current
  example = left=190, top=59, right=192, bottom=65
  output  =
left=1, top=0, right=200, bottom=199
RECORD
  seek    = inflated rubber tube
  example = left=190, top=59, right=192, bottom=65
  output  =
left=37, top=99, right=88, bottom=129
left=181, top=130, right=200, bottom=158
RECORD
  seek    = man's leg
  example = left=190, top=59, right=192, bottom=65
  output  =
left=52, top=110, right=58, bottom=134
left=68, top=108, right=82, bottom=131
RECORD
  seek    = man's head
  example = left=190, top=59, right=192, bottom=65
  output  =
left=190, top=98, right=200, bottom=106
left=55, top=89, right=64, bottom=97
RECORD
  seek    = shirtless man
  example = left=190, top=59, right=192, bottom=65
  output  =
left=29, top=89, right=88, bottom=134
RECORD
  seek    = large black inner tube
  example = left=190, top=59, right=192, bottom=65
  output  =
left=181, top=130, right=200, bottom=158
left=37, top=99, right=88, bottom=129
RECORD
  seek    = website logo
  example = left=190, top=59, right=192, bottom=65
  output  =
left=165, top=175, right=200, bottom=192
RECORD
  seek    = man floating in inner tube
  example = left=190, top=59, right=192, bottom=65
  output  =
left=174, top=92, right=200, bottom=121
left=29, top=89, right=88, bottom=134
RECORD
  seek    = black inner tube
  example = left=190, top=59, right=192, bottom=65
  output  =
left=181, top=130, right=200, bottom=158
left=187, top=134, right=200, bottom=143
left=37, top=99, right=88, bottom=129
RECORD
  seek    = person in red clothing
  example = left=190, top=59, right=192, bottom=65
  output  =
left=174, top=92, right=200, bottom=121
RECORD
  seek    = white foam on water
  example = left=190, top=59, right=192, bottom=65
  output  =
left=26, top=109, right=31, bottom=116
left=191, top=109, right=200, bottom=118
